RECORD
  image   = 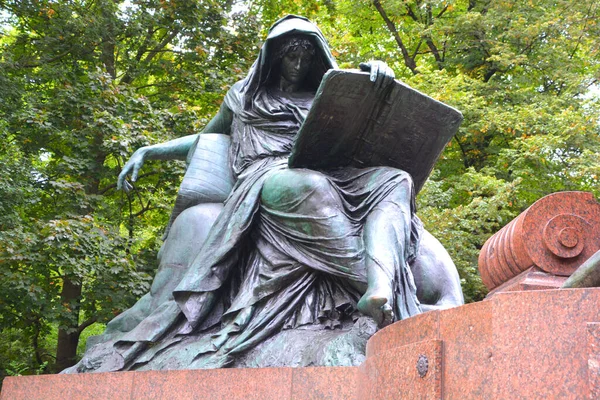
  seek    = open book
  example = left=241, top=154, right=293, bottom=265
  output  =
left=288, top=70, right=463, bottom=193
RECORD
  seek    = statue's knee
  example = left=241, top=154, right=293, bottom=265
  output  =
left=377, top=167, right=413, bottom=190
left=261, top=169, right=333, bottom=208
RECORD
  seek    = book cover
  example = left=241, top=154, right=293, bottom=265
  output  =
left=289, top=70, right=463, bottom=193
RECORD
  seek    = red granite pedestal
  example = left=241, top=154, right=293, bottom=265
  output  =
left=3, top=288, right=600, bottom=399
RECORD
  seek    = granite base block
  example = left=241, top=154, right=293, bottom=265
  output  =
left=3, top=288, right=600, bottom=399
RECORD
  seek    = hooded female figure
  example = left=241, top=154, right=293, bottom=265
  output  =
left=66, top=15, right=460, bottom=373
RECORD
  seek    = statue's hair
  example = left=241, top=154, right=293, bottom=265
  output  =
left=272, top=35, right=316, bottom=61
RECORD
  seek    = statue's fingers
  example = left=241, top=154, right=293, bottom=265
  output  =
left=123, top=180, right=133, bottom=193
left=370, top=62, right=379, bottom=83
left=384, top=65, right=394, bottom=81
left=359, top=62, right=370, bottom=72
left=131, top=163, right=142, bottom=182
left=376, top=64, right=386, bottom=89
left=383, top=66, right=395, bottom=88
left=387, top=66, right=395, bottom=80
left=117, top=169, right=128, bottom=191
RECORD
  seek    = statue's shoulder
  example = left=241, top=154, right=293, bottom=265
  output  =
left=227, top=80, right=245, bottom=96
left=231, top=80, right=245, bottom=91
left=223, top=80, right=246, bottom=111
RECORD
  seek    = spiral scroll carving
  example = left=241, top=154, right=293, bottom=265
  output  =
left=478, top=191, right=600, bottom=291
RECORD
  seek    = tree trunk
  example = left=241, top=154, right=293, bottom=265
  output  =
left=54, top=277, right=82, bottom=372
left=54, top=110, right=107, bottom=372
left=100, top=2, right=116, bottom=79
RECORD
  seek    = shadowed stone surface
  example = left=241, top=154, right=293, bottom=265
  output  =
left=486, top=266, right=568, bottom=295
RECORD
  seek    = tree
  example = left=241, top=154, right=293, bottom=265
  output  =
left=0, top=0, right=261, bottom=374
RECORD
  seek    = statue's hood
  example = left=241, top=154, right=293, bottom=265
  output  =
left=261, top=15, right=338, bottom=70
left=240, top=15, right=338, bottom=109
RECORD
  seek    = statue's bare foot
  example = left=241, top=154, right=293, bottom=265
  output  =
left=358, top=290, right=394, bottom=328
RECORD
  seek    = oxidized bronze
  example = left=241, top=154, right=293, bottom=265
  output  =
left=64, top=15, right=464, bottom=373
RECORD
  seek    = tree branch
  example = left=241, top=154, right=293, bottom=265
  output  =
left=120, top=27, right=180, bottom=85
left=132, top=204, right=159, bottom=218
left=453, top=135, right=470, bottom=169
left=141, top=28, right=181, bottom=65
left=18, top=50, right=73, bottom=68
left=436, top=5, right=449, bottom=19
left=373, top=0, right=419, bottom=74
left=77, top=316, right=98, bottom=334
left=411, top=39, right=423, bottom=60
left=120, top=25, right=157, bottom=85
left=135, top=26, right=157, bottom=63
left=425, top=38, right=443, bottom=69
left=423, top=4, right=444, bottom=69
left=568, top=1, right=597, bottom=60
left=405, top=4, right=419, bottom=22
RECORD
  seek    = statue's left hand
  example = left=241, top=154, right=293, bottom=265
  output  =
left=359, top=60, right=395, bottom=90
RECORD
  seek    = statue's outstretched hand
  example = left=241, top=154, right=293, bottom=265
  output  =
left=359, top=60, right=395, bottom=90
left=117, top=147, right=148, bottom=192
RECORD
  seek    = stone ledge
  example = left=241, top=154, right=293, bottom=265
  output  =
left=1, top=366, right=357, bottom=400
left=4, top=288, right=600, bottom=399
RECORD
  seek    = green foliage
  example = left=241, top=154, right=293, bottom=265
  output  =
left=320, top=0, right=600, bottom=301
left=1, top=0, right=599, bottom=378
left=0, top=0, right=259, bottom=376
left=418, top=168, right=522, bottom=301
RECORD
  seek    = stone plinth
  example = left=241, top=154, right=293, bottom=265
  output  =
left=367, top=287, right=600, bottom=399
left=4, top=288, right=600, bottom=399
left=485, top=266, right=568, bottom=295
left=1, top=366, right=357, bottom=400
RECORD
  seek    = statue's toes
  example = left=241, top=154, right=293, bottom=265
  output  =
left=379, top=303, right=394, bottom=328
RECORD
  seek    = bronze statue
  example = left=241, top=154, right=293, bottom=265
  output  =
left=65, top=15, right=463, bottom=373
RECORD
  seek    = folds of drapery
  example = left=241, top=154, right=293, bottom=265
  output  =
left=66, top=15, right=425, bottom=374
left=126, top=163, right=422, bottom=369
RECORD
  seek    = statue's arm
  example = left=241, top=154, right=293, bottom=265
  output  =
left=117, top=103, right=233, bottom=190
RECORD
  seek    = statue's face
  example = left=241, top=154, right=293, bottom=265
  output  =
left=280, top=47, right=313, bottom=85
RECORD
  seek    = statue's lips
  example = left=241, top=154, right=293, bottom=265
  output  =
left=288, top=72, right=306, bottom=81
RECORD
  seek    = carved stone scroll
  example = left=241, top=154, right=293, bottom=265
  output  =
left=478, top=191, right=600, bottom=291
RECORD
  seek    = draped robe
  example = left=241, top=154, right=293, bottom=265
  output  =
left=68, top=15, right=424, bottom=372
